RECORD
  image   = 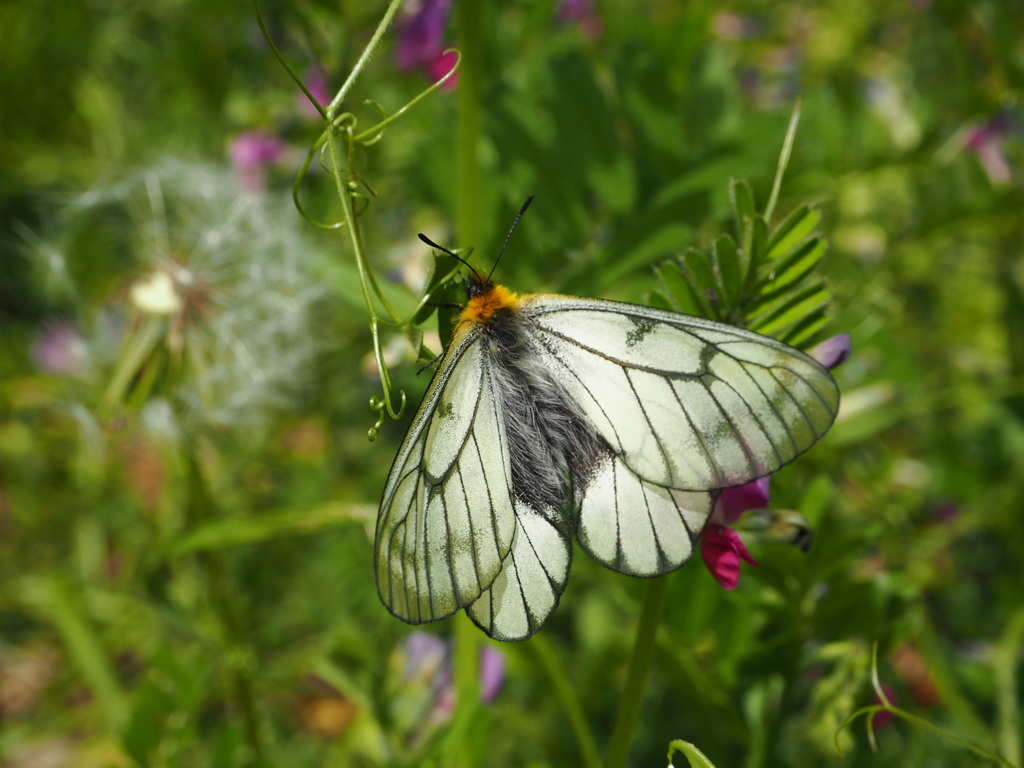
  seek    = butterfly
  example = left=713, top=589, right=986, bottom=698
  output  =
left=375, top=197, right=839, bottom=641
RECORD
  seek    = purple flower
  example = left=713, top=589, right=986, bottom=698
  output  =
left=401, top=632, right=504, bottom=723
left=32, top=320, right=88, bottom=375
left=478, top=646, right=505, bottom=703
left=228, top=131, right=287, bottom=193
left=809, top=333, right=851, bottom=370
left=555, top=0, right=602, bottom=39
left=395, top=0, right=453, bottom=72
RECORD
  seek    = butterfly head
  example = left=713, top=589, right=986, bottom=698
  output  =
left=460, top=279, right=520, bottom=326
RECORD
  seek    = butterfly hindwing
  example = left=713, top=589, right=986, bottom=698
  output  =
left=575, top=453, right=718, bottom=576
left=467, top=501, right=571, bottom=641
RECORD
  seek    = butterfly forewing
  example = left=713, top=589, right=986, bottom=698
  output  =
left=521, top=295, right=839, bottom=491
left=375, top=327, right=516, bottom=625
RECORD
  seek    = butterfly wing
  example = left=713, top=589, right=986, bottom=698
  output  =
left=520, top=294, right=839, bottom=575
left=375, top=323, right=517, bottom=625
left=467, top=502, right=571, bottom=641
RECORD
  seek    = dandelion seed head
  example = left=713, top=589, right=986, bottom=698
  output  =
left=57, top=160, right=330, bottom=436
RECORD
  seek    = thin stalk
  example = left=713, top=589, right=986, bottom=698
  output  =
left=327, top=0, right=405, bottom=118
left=603, top=576, right=671, bottom=768
left=450, top=613, right=481, bottom=767
left=764, top=100, right=801, bottom=226
left=99, top=315, right=163, bottom=415
left=531, top=634, right=602, bottom=768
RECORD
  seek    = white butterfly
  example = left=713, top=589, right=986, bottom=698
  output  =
left=375, top=199, right=839, bottom=641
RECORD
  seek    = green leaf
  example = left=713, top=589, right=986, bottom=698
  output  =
left=755, top=237, right=827, bottom=302
left=21, top=575, right=129, bottom=731
left=167, top=502, right=370, bottom=556
left=403, top=324, right=425, bottom=361
left=667, top=739, right=718, bottom=768
left=743, top=215, right=771, bottom=304
left=749, top=282, right=830, bottom=337
left=601, top=223, right=691, bottom=287
left=782, top=308, right=830, bottom=346
left=655, top=261, right=704, bottom=317
left=413, top=251, right=459, bottom=325
left=765, top=204, right=822, bottom=261
left=730, top=178, right=755, bottom=283
left=679, top=249, right=720, bottom=319
left=712, top=234, right=741, bottom=313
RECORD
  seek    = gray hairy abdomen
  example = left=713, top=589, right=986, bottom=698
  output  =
left=481, top=309, right=608, bottom=526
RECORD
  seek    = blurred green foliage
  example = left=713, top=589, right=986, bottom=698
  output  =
left=1, top=0, right=1023, bottom=767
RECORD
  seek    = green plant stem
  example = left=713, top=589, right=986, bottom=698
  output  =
left=184, top=452, right=263, bottom=758
left=99, top=315, right=163, bottom=416
left=531, top=634, right=602, bottom=768
left=451, top=2, right=485, bottom=761
left=455, top=0, right=483, bottom=251
left=327, top=0, right=404, bottom=118
left=604, top=576, right=671, bottom=768
left=995, top=608, right=1024, bottom=766
left=452, top=0, right=485, bottom=697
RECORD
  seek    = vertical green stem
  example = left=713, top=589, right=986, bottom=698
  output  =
left=451, top=1, right=485, bottom=761
left=603, top=576, right=671, bottom=768
left=184, top=452, right=263, bottom=758
left=531, top=634, right=602, bottom=768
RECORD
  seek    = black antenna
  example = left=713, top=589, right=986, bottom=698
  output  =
left=417, top=233, right=478, bottom=274
left=486, top=195, right=534, bottom=283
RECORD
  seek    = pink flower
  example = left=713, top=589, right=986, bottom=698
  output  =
left=297, top=67, right=331, bottom=118
left=871, top=682, right=898, bottom=729
left=555, top=0, right=602, bottom=39
left=700, top=478, right=768, bottom=589
left=701, top=524, right=758, bottom=590
left=228, top=131, right=287, bottom=193
left=426, top=50, right=459, bottom=92
left=964, top=112, right=1013, bottom=185
left=715, top=475, right=771, bottom=524
left=395, top=0, right=458, bottom=90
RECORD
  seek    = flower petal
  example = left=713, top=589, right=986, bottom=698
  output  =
left=701, top=525, right=757, bottom=590
left=715, top=476, right=771, bottom=524
left=808, top=333, right=851, bottom=370
left=479, top=647, right=504, bottom=703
